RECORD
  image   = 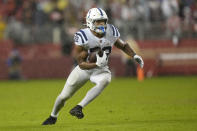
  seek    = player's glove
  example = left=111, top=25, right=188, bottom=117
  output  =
left=134, top=54, right=144, bottom=68
left=96, top=51, right=108, bottom=67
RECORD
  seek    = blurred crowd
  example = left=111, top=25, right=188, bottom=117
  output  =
left=0, top=0, right=197, bottom=52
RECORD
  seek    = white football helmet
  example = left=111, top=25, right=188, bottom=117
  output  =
left=86, top=8, right=108, bottom=34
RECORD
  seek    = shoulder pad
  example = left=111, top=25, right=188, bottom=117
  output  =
left=109, top=24, right=120, bottom=37
left=74, top=29, right=88, bottom=45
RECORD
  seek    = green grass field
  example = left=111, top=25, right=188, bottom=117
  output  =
left=0, top=76, right=197, bottom=131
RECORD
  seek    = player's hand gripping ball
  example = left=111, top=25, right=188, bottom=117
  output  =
left=88, top=49, right=103, bottom=63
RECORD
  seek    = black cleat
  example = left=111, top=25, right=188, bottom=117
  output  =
left=69, top=105, right=84, bottom=119
left=42, top=116, right=57, bottom=125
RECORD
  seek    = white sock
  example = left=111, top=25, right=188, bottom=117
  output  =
left=51, top=95, right=66, bottom=118
left=78, top=84, right=106, bottom=107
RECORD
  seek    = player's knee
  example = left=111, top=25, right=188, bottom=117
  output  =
left=99, top=77, right=111, bottom=87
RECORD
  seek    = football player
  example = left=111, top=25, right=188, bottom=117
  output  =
left=42, top=8, right=144, bottom=125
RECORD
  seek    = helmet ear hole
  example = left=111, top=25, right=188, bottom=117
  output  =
left=104, top=19, right=107, bottom=24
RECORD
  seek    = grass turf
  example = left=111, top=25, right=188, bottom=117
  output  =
left=0, top=76, right=197, bottom=131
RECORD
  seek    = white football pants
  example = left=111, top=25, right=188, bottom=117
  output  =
left=51, top=65, right=111, bottom=117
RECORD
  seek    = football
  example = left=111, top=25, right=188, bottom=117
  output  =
left=88, top=50, right=103, bottom=63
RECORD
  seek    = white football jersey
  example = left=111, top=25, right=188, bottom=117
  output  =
left=74, top=24, right=120, bottom=55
